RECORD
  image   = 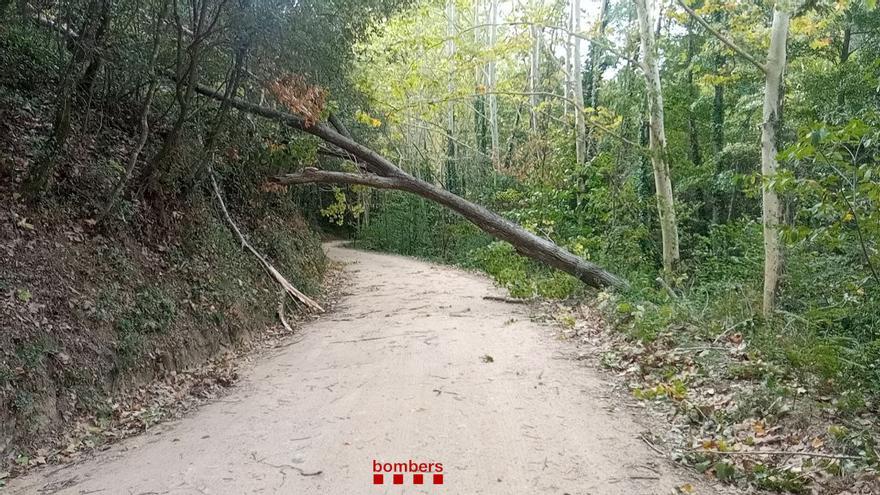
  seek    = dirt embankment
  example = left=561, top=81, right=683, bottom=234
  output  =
left=0, top=89, right=328, bottom=477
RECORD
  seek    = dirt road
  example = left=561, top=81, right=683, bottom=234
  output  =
left=8, top=242, right=723, bottom=494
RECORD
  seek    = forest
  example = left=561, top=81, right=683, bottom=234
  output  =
left=1, top=0, right=879, bottom=492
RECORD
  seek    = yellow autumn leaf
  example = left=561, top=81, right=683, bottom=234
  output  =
left=810, top=38, right=832, bottom=50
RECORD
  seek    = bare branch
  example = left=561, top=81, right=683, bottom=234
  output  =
left=209, top=162, right=324, bottom=313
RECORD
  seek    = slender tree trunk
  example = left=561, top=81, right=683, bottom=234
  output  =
left=635, top=0, right=680, bottom=273
left=761, top=8, right=791, bottom=317
left=445, top=0, right=458, bottom=192
left=686, top=18, right=701, bottom=167
left=23, top=0, right=103, bottom=198
left=529, top=23, right=541, bottom=134
left=711, top=79, right=724, bottom=224
left=473, top=0, right=489, bottom=160
left=139, top=0, right=213, bottom=194
left=487, top=0, right=499, bottom=162
left=79, top=0, right=112, bottom=103
left=712, top=80, right=724, bottom=153
left=586, top=0, right=609, bottom=110
left=571, top=0, right=586, bottom=164
left=837, top=20, right=851, bottom=109
left=564, top=8, right=572, bottom=118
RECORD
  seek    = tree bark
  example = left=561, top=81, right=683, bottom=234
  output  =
left=686, top=17, right=702, bottom=167
left=445, top=0, right=458, bottom=192
left=529, top=23, right=541, bottom=134
left=635, top=0, right=680, bottom=273
left=712, top=73, right=724, bottom=154
left=760, top=8, right=791, bottom=317
left=837, top=20, right=851, bottom=109
left=487, top=0, right=499, bottom=162
left=586, top=0, right=610, bottom=110
left=186, top=83, right=628, bottom=290
left=571, top=0, right=586, bottom=164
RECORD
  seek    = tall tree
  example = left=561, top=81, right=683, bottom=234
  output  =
left=760, top=6, right=791, bottom=316
left=635, top=0, right=680, bottom=273
left=445, top=0, right=458, bottom=190
left=529, top=22, right=541, bottom=134
left=685, top=17, right=702, bottom=167
left=487, top=0, right=499, bottom=161
left=571, top=0, right=586, bottom=163
left=585, top=0, right=610, bottom=110
left=677, top=0, right=793, bottom=315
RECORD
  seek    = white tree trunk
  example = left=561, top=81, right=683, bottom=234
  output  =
left=635, top=0, right=680, bottom=273
left=446, top=0, right=456, bottom=154
left=529, top=23, right=541, bottom=133
left=571, top=0, right=586, bottom=163
left=761, top=8, right=790, bottom=317
left=487, top=0, right=499, bottom=162
left=563, top=3, right=572, bottom=117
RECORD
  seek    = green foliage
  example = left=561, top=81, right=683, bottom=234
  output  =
left=114, top=286, right=176, bottom=368
left=15, top=288, right=31, bottom=302
left=471, top=242, right=580, bottom=299
left=0, top=23, right=57, bottom=92
left=320, top=187, right=365, bottom=226
left=15, top=337, right=58, bottom=371
left=356, top=191, right=492, bottom=264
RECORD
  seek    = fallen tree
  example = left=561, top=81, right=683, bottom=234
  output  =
left=189, top=83, right=627, bottom=289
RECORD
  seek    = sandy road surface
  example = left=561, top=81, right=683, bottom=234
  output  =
left=7, top=242, right=724, bottom=494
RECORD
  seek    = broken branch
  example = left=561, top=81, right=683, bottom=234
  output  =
left=209, top=162, right=324, bottom=313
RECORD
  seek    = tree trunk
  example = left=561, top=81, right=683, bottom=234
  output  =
left=22, top=0, right=103, bottom=198
left=79, top=0, right=112, bottom=103
left=571, top=0, right=586, bottom=164
left=837, top=21, right=851, bottom=109
left=529, top=23, right=540, bottom=134
left=445, top=0, right=458, bottom=191
left=635, top=0, right=680, bottom=273
left=187, top=83, right=628, bottom=290
left=586, top=0, right=609, bottom=110
left=760, top=8, right=790, bottom=317
left=686, top=18, right=702, bottom=167
left=473, top=0, right=489, bottom=158
left=487, top=0, right=499, bottom=162
left=712, top=78, right=724, bottom=154
left=139, top=0, right=214, bottom=194
left=563, top=9, right=572, bottom=117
